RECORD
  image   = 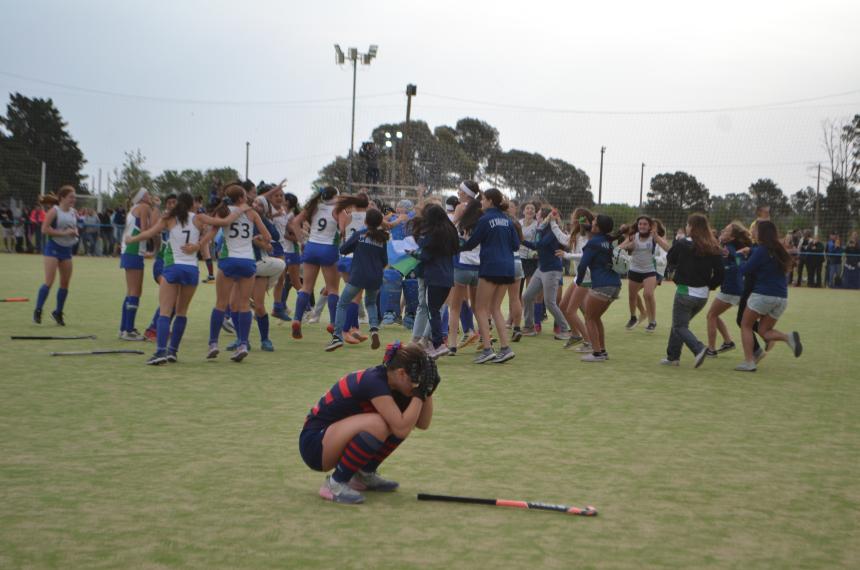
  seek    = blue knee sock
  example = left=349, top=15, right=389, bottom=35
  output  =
left=273, top=300, right=284, bottom=312
left=126, top=296, right=140, bottom=331
left=534, top=302, right=544, bottom=325
left=280, top=283, right=289, bottom=305
left=460, top=301, right=474, bottom=332
left=169, top=316, right=187, bottom=353
left=224, top=305, right=232, bottom=320
left=344, top=302, right=359, bottom=332
left=148, top=307, right=160, bottom=331
left=327, top=293, right=339, bottom=324
left=36, top=284, right=50, bottom=311
left=256, top=314, right=270, bottom=342
left=295, top=291, right=310, bottom=321
left=441, top=305, right=449, bottom=336
left=55, top=288, right=68, bottom=313
left=156, top=314, right=170, bottom=353
left=209, top=309, right=225, bottom=344
left=238, top=311, right=253, bottom=346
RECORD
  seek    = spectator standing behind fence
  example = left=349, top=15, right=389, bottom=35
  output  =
left=807, top=235, right=824, bottom=288
left=29, top=203, right=45, bottom=252
left=1, top=208, right=13, bottom=252
left=112, top=206, right=126, bottom=255
left=99, top=209, right=113, bottom=255
left=826, top=233, right=843, bottom=288
left=843, top=238, right=860, bottom=289
left=82, top=209, right=99, bottom=255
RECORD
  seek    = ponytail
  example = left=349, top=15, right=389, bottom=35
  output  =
left=214, top=185, right=245, bottom=218
left=167, top=192, right=193, bottom=225
left=335, top=192, right=369, bottom=216
left=303, top=186, right=339, bottom=220
left=364, top=208, right=389, bottom=243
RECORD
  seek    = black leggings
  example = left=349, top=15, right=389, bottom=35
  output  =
left=737, top=276, right=761, bottom=353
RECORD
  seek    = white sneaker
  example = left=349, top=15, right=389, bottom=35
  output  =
left=429, top=344, right=450, bottom=359
left=119, top=330, right=146, bottom=341
left=573, top=343, right=593, bottom=353
left=581, top=353, right=607, bottom=362
left=734, top=361, right=757, bottom=372
left=307, top=315, right=321, bottom=324
left=659, top=358, right=680, bottom=366
left=319, top=475, right=365, bottom=504
left=554, top=332, right=571, bottom=341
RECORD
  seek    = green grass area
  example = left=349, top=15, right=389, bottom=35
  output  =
left=0, top=253, right=858, bottom=569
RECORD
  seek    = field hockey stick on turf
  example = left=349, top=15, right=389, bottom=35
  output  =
left=12, top=335, right=97, bottom=340
left=0, top=297, right=29, bottom=302
left=417, top=493, right=598, bottom=517
left=50, top=349, right=144, bottom=356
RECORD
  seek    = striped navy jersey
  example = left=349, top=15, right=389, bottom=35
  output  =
left=304, top=366, right=391, bottom=430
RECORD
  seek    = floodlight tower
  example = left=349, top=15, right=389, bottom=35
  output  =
left=335, top=44, right=378, bottom=192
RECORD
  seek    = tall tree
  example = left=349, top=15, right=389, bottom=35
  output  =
left=822, top=117, right=852, bottom=183
left=843, top=114, right=860, bottom=183
left=821, top=177, right=860, bottom=238
left=112, top=150, right=152, bottom=199
left=748, top=178, right=791, bottom=216
left=455, top=118, right=500, bottom=178
left=0, top=93, right=85, bottom=201
left=644, top=171, right=710, bottom=230
left=710, top=192, right=755, bottom=230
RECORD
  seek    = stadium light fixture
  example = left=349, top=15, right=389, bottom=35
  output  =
left=334, top=44, right=379, bottom=191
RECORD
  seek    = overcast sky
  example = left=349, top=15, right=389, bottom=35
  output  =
left=2, top=0, right=859, bottom=204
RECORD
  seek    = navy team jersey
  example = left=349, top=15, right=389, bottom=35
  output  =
left=304, top=366, right=392, bottom=430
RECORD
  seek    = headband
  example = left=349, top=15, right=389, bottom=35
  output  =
left=131, top=188, right=147, bottom=205
left=459, top=182, right=476, bottom=198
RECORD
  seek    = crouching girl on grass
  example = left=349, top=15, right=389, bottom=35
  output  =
left=299, top=342, right=438, bottom=504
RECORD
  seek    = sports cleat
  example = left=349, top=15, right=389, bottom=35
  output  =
left=120, top=329, right=147, bottom=341
left=645, top=322, right=657, bottom=333
left=625, top=316, right=639, bottom=330
left=166, top=351, right=178, bottom=363
left=705, top=348, right=719, bottom=358
left=206, top=343, right=219, bottom=359
left=349, top=470, right=399, bottom=492
left=143, top=328, right=156, bottom=341
left=554, top=332, right=571, bottom=341
left=291, top=321, right=303, bottom=340
left=429, top=344, right=450, bottom=359
left=511, top=329, right=523, bottom=343
left=717, top=341, right=736, bottom=353
left=734, top=361, right=757, bottom=372
left=33, top=308, right=42, bottom=324
left=659, top=358, right=680, bottom=366
left=50, top=311, right=66, bottom=326
left=326, top=323, right=335, bottom=335
left=271, top=308, right=292, bottom=322
left=787, top=331, right=802, bottom=358
left=564, top=336, right=584, bottom=349
left=146, top=351, right=168, bottom=366
left=370, top=329, right=381, bottom=350
left=260, top=339, right=274, bottom=352
left=325, top=337, right=344, bottom=352
left=693, top=348, right=708, bottom=369
left=460, top=331, right=480, bottom=348
left=320, top=475, right=365, bottom=504
left=226, top=339, right=251, bottom=352
left=221, top=316, right=235, bottom=334
left=581, top=353, right=608, bottom=362
left=230, top=346, right=249, bottom=362
left=473, top=348, right=497, bottom=364
left=520, top=327, right=537, bottom=337
left=492, top=346, right=515, bottom=363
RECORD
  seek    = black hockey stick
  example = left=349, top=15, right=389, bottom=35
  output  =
left=50, top=349, right=144, bottom=356
left=417, top=493, right=597, bottom=516
left=12, top=335, right=97, bottom=340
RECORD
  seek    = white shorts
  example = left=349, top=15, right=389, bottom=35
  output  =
left=747, top=292, right=788, bottom=319
left=715, top=292, right=741, bottom=306
left=256, top=256, right=286, bottom=289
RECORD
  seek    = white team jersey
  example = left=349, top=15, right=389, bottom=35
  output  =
left=342, top=210, right=367, bottom=257
left=164, top=215, right=200, bottom=267
left=518, top=218, right=538, bottom=259
left=272, top=210, right=296, bottom=253
left=220, top=206, right=254, bottom=260
left=51, top=206, right=78, bottom=247
left=309, top=202, right=338, bottom=245
left=121, top=208, right=145, bottom=256
left=629, top=234, right=657, bottom=273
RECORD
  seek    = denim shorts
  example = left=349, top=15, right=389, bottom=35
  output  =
left=454, top=267, right=479, bottom=287
left=299, top=426, right=327, bottom=472
left=715, top=292, right=741, bottom=306
left=591, top=285, right=621, bottom=300
left=747, top=292, right=787, bottom=319
left=513, top=259, right=524, bottom=280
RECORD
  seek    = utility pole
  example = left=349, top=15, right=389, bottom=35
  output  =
left=245, top=142, right=250, bottom=180
left=404, top=83, right=417, bottom=187
left=334, top=44, right=378, bottom=192
left=598, top=146, right=606, bottom=205
left=815, top=163, right=821, bottom=236
left=639, top=162, right=645, bottom=208
left=40, top=161, right=46, bottom=196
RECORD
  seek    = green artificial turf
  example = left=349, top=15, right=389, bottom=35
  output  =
left=0, top=254, right=858, bottom=569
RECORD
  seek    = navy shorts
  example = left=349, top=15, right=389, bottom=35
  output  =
left=162, top=264, right=199, bottom=286
left=218, top=257, right=257, bottom=279
left=302, top=242, right=339, bottom=267
left=153, top=258, right=164, bottom=283
left=43, top=240, right=74, bottom=261
left=337, top=256, right=353, bottom=274
left=628, top=270, right=657, bottom=284
left=299, top=426, right=327, bottom=472
left=120, top=253, right=144, bottom=270
left=283, top=252, right=301, bottom=266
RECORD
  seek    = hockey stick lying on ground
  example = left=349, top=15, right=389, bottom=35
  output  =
left=417, top=493, right=598, bottom=517
left=0, top=297, right=29, bottom=302
left=50, top=349, right=144, bottom=356
left=12, top=335, right=97, bottom=340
